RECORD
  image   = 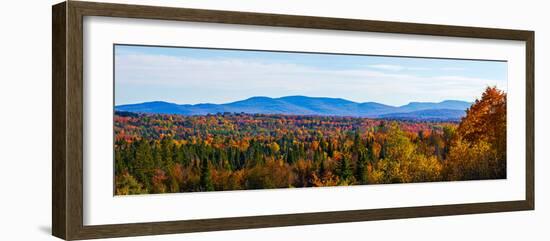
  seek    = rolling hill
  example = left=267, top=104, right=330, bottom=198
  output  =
left=115, top=96, right=471, bottom=120
left=379, top=109, right=466, bottom=121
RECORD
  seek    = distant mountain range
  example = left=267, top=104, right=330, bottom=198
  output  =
left=115, top=96, right=472, bottom=121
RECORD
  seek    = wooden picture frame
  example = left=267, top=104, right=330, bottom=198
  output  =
left=52, top=1, right=534, bottom=240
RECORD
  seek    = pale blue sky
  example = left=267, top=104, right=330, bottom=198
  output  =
left=114, top=44, right=507, bottom=106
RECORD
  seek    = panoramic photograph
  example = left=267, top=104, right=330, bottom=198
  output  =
left=113, top=44, right=507, bottom=195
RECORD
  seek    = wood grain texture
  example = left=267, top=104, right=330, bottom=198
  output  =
left=525, top=32, right=535, bottom=209
left=74, top=201, right=530, bottom=240
left=71, top=1, right=533, bottom=40
left=52, top=2, right=67, bottom=240
left=51, top=1, right=535, bottom=240
left=66, top=2, right=85, bottom=240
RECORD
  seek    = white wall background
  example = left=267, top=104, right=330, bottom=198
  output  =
left=0, top=0, right=547, bottom=240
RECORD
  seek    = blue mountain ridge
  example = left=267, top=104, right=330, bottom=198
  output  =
left=379, top=109, right=466, bottom=121
left=115, top=96, right=471, bottom=120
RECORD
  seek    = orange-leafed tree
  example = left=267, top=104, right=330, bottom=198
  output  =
left=458, top=86, right=507, bottom=158
left=446, top=86, right=507, bottom=180
left=152, top=169, right=168, bottom=193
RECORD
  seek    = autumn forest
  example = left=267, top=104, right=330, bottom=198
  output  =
left=114, top=87, right=506, bottom=195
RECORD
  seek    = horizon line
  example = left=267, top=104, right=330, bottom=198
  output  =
left=115, top=95, right=473, bottom=108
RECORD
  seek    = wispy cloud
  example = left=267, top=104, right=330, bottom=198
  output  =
left=368, top=64, right=406, bottom=71
left=115, top=51, right=507, bottom=106
left=440, top=67, right=466, bottom=71
left=368, top=64, right=430, bottom=71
